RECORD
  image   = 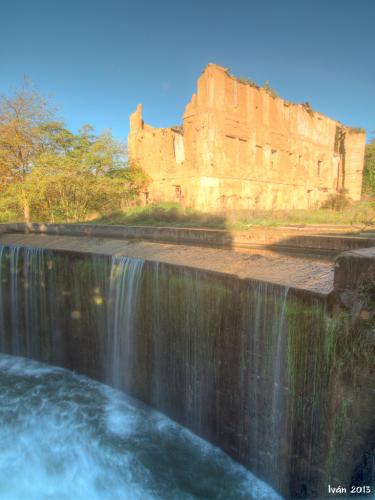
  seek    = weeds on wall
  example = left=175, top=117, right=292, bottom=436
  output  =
left=235, top=76, right=278, bottom=98
left=348, top=127, right=366, bottom=134
left=236, top=76, right=259, bottom=89
left=301, top=102, right=315, bottom=117
left=262, top=81, right=278, bottom=98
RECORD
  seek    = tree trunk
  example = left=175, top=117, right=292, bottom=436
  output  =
left=21, top=188, right=31, bottom=224
left=23, top=200, right=30, bottom=224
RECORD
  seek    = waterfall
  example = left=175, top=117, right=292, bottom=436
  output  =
left=0, top=246, right=51, bottom=359
left=9, top=246, right=21, bottom=354
left=0, top=246, right=293, bottom=492
left=0, top=246, right=6, bottom=349
left=0, top=245, right=111, bottom=371
left=270, top=286, right=289, bottom=488
left=0, top=243, right=341, bottom=498
left=107, top=256, right=144, bottom=390
left=238, top=281, right=290, bottom=490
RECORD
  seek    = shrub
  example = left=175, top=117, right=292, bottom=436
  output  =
left=321, top=190, right=351, bottom=211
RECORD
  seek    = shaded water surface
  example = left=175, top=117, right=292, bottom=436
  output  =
left=0, top=354, right=281, bottom=500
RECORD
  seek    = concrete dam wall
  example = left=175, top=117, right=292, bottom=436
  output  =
left=0, top=230, right=373, bottom=498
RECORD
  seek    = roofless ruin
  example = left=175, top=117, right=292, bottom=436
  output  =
left=129, top=63, right=366, bottom=211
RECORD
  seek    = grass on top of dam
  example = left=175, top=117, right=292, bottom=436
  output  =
left=89, top=201, right=375, bottom=232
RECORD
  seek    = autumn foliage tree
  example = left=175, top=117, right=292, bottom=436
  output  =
left=0, top=84, right=149, bottom=223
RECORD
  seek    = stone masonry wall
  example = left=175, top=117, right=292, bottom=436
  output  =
left=128, top=64, right=366, bottom=211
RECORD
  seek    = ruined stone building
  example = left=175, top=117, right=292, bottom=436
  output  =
left=128, top=64, right=366, bottom=211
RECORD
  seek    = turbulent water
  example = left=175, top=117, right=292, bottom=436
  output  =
left=0, top=353, right=281, bottom=500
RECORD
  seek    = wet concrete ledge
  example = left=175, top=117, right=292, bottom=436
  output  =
left=1, top=223, right=374, bottom=255
left=0, top=233, right=333, bottom=298
left=335, top=247, right=375, bottom=291
left=334, top=246, right=375, bottom=316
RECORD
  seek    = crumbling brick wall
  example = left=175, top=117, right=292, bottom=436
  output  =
left=129, top=64, right=366, bottom=211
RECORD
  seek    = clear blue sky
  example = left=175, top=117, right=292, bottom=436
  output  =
left=0, top=0, right=374, bottom=142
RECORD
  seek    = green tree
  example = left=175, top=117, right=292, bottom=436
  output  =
left=363, top=136, right=375, bottom=197
left=0, top=82, right=56, bottom=221
left=24, top=150, right=149, bottom=222
left=0, top=84, right=149, bottom=223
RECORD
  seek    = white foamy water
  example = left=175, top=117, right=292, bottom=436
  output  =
left=0, top=353, right=281, bottom=500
